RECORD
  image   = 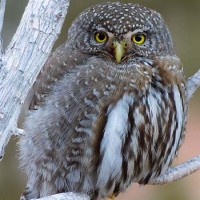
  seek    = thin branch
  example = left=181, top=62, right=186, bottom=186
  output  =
left=0, top=0, right=70, bottom=160
left=0, top=0, right=6, bottom=34
left=31, top=192, right=90, bottom=200
left=149, top=155, right=200, bottom=185
left=0, top=0, right=6, bottom=68
left=186, top=69, right=200, bottom=100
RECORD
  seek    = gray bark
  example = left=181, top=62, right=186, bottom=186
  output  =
left=32, top=193, right=90, bottom=200
left=0, top=0, right=70, bottom=159
left=0, top=0, right=6, bottom=71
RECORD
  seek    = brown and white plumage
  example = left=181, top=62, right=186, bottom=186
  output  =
left=19, top=2, right=188, bottom=200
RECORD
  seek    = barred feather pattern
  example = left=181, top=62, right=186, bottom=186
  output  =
left=19, top=55, right=187, bottom=200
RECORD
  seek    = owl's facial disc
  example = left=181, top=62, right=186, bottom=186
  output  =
left=93, top=29, right=150, bottom=63
left=71, top=3, right=175, bottom=60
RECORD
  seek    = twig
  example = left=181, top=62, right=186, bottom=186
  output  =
left=0, top=0, right=6, bottom=34
left=0, top=0, right=6, bottom=68
left=31, top=192, right=90, bottom=200
left=149, top=155, right=200, bottom=185
left=186, top=69, right=200, bottom=100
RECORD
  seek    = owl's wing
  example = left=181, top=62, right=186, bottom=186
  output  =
left=21, top=42, right=89, bottom=116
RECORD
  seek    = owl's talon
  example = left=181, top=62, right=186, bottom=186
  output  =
left=108, top=195, right=115, bottom=199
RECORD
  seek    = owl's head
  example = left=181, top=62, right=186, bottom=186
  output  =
left=68, top=2, right=175, bottom=63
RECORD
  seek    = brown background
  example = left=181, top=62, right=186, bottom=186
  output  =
left=0, top=0, right=200, bottom=200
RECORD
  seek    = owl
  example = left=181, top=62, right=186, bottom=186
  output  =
left=19, top=2, right=188, bottom=200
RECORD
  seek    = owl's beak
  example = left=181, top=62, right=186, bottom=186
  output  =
left=112, top=41, right=126, bottom=63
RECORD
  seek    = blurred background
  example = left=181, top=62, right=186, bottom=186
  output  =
left=0, top=0, right=200, bottom=199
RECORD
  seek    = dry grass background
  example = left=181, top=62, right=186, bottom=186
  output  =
left=0, top=0, right=200, bottom=199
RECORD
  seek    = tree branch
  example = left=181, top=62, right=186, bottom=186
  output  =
left=0, top=0, right=70, bottom=160
left=149, top=155, right=200, bottom=185
left=0, top=0, right=6, bottom=68
left=0, top=0, right=6, bottom=34
left=186, top=69, right=200, bottom=100
left=31, top=192, right=90, bottom=200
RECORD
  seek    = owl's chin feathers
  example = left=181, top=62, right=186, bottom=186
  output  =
left=90, top=51, right=154, bottom=66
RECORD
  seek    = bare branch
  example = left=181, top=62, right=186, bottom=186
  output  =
left=0, top=0, right=70, bottom=160
left=0, top=0, right=6, bottom=67
left=149, top=155, right=200, bottom=185
left=0, top=0, right=6, bottom=34
left=186, top=69, right=200, bottom=100
left=31, top=192, right=90, bottom=200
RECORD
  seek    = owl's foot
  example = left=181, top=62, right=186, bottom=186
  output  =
left=108, top=195, right=115, bottom=199
left=108, top=191, right=120, bottom=199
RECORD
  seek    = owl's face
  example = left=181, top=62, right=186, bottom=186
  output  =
left=68, top=2, right=175, bottom=64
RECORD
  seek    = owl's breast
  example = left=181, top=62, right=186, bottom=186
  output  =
left=29, top=59, right=187, bottom=198
left=93, top=84, right=186, bottom=192
left=68, top=60, right=187, bottom=196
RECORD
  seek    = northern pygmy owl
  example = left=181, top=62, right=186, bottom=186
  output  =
left=19, top=2, right=188, bottom=200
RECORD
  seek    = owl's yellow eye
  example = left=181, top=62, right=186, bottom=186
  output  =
left=132, top=33, right=146, bottom=45
left=95, top=32, right=108, bottom=43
